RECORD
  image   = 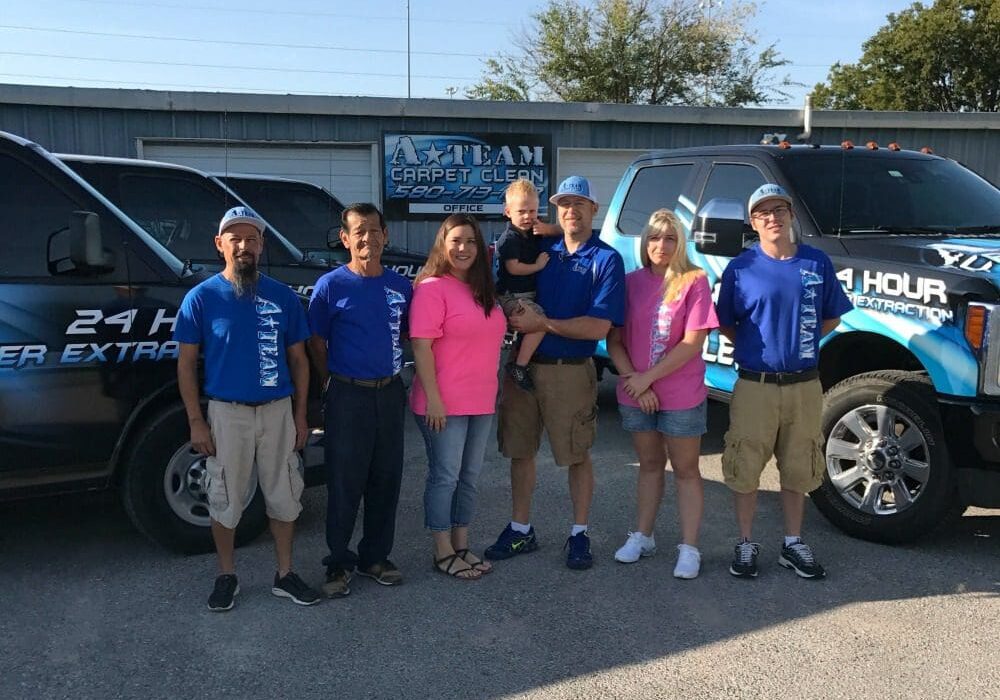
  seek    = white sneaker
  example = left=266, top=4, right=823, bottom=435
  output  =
left=614, top=531, right=656, bottom=563
left=673, top=544, right=701, bottom=579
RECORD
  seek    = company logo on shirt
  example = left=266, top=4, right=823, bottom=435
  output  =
left=385, top=287, right=407, bottom=374
left=649, top=299, right=672, bottom=367
left=255, top=295, right=282, bottom=387
left=799, top=269, right=821, bottom=360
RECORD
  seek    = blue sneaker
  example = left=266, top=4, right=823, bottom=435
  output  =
left=564, top=531, right=593, bottom=570
left=484, top=524, right=538, bottom=560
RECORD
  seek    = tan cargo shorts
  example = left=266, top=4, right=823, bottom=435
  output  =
left=499, top=291, right=544, bottom=318
left=721, top=378, right=826, bottom=494
left=205, top=397, right=304, bottom=528
left=498, top=359, right=598, bottom=466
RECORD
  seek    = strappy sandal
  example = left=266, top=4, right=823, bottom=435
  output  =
left=455, top=548, right=493, bottom=574
left=433, top=553, right=481, bottom=580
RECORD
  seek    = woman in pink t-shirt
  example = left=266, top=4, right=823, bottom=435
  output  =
left=410, top=214, right=507, bottom=581
left=606, top=209, right=719, bottom=579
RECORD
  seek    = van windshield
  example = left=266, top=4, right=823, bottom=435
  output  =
left=776, top=153, right=1000, bottom=235
left=224, top=178, right=343, bottom=253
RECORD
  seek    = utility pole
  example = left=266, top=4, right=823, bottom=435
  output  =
left=407, top=0, right=412, bottom=98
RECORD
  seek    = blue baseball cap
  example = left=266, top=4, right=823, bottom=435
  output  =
left=747, top=183, right=793, bottom=214
left=549, top=175, right=598, bottom=206
left=218, top=205, right=265, bottom=235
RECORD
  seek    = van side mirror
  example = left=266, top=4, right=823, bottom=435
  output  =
left=48, top=211, right=116, bottom=275
left=693, top=198, right=752, bottom=258
left=326, top=226, right=345, bottom=251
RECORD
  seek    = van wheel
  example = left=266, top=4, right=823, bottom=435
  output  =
left=811, top=370, right=958, bottom=544
left=121, top=402, right=267, bottom=554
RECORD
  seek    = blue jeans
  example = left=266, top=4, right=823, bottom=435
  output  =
left=415, top=413, right=494, bottom=532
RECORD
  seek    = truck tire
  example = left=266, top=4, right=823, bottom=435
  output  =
left=811, top=370, right=958, bottom=544
left=120, top=402, right=267, bottom=554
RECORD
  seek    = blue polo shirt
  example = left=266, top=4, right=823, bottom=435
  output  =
left=535, top=233, right=625, bottom=358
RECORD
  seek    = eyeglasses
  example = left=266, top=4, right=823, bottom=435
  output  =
left=751, top=205, right=790, bottom=221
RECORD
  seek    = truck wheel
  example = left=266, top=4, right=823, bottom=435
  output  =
left=120, top=402, right=267, bottom=554
left=811, top=370, right=958, bottom=544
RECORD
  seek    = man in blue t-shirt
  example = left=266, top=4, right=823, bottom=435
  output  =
left=175, top=206, right=319, bottom=611
left=307, top=203, right=412, bottom=597
left=717, top=184, right=853, bottom=581
left=487, top=176, right=626, bottom=570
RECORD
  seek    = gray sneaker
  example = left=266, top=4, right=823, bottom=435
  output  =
left=208, top=574, right=239, bottom=612
left=271, top=571, right=321, bottom=606
left=321, top=568, right=352, bottom=598
left=778, top=539, right=827, bottom=579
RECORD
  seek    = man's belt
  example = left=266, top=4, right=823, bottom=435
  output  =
left=330, top=372, right=399, bottom=389
left=207, top=396, right=287, bottom=407
left=738, top=368, right=819, bottom=385
left=531, top=354, right=589, bottom=366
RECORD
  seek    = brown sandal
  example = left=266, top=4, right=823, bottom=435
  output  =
left=455, top=548, right=493, bottom=574
left=433, top=553, right=481, bottom=580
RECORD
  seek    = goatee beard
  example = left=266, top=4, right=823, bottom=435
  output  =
left=231, top=261, right=259, bottom=299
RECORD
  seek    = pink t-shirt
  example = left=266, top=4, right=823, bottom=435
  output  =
left=409, top=274, right=507, bottom=416
left=616, top=267, right=719, bottom=411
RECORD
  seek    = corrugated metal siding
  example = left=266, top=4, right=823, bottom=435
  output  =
left=3, top=91, right=1000, bottom=251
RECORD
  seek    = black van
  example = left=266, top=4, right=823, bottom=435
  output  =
left=0, top=131, right=309, bottom=553
left=213, top=173, right=426, bottom=280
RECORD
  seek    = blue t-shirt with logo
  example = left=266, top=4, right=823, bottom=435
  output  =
left=173, top=273, right=309, bottom=403
left=535, top=233, right=626, bottom=358
left=716, top=243, right=853, bottom=373
left=308, top=265, right=412, bottom=379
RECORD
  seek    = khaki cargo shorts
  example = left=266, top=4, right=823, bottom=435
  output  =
left=721, top=378, right=825, bottom=494
left=498, top=359, right=598, bottom=466
left=205, top=397, right=305, bottom=528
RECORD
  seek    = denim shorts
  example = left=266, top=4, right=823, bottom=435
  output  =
left=618, top=400, right=707, bottom=437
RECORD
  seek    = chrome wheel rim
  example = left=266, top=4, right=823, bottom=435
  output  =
left=825, top=404, right=931, bottom=516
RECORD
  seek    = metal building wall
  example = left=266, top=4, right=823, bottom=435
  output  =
left=2, top=84, right=999, bottom=250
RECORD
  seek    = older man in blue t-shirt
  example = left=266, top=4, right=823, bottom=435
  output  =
left=307, top=203, right=412, bottom=598
left=487, top=176, right=626, bottom=570
left=717, top=184, right=853, bottom=581
left=176, top=206, right=319, bottom=612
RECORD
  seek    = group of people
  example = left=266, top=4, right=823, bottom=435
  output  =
left=174, top=172, right=851, bottom=612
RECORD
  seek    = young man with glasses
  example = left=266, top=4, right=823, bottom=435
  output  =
left=716, top=184, right=852, bottom=580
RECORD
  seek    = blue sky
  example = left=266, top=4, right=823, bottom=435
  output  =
left=0, top=0, right=915, bottom=105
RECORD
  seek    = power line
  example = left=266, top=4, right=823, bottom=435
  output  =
left=0, top=51, right=478, bottom=81
left=0, top=24, right=492, bottom=59
left=63, top=0, right=518, bottom=26
left=0, top=72, right=452, bottom=97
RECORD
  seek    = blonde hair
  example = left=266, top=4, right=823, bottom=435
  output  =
left=639, top=209, right=704, bottom=303
left=505, top=179, right=539, bottom=203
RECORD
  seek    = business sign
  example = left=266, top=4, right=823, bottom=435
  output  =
left=383, top=132, right=551, bottom=220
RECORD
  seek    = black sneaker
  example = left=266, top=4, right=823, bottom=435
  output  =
left=321, top=568, right=352, bottom=598
left=271, top=571, right=321, bottom=605
left=485, top=524, right=539, bottom=560
left=778, top=539, right=827, bottom=579
left=357, top=560, right=403, bottom=586
left=564, top=531, right=594, bottom=570
left=729, top=539, right=760, bottom=578
left=506, top=362, right=535, bottom=391
left=208, top=574, right=239, bottom=612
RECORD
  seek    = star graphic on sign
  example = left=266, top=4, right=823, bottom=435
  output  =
left=423, top=141, right=445, bottom=165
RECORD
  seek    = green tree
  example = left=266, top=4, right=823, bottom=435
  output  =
left=813, top=0, right=1000, bottom=111
left=466, top=0, right=792, bottom=107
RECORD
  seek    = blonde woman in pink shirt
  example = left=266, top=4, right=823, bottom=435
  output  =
left=606, top=209, right=719, bottom=579
left=410, top=214, right=507, bottom=581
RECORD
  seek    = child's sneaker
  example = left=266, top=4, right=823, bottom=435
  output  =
left=613, top=531, right=656, bottom=563
left=506, top=362, right=535, bottom=391
left=729, top=539, right=760, bottom=578
left=672, top=544, right=701, bottom=579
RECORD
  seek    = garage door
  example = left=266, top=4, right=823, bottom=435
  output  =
left=557, top=148, right=649, bottom=209
left=139, top=141, right=377, bottom=206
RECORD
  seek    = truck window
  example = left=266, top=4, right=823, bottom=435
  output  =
left=226, top=180, right=341, bottom=253
left=617, top=164, right=694, bottom=236
left=0, top=154, right=122, bottom=279
left=698, top=163, right=768, bottom=216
